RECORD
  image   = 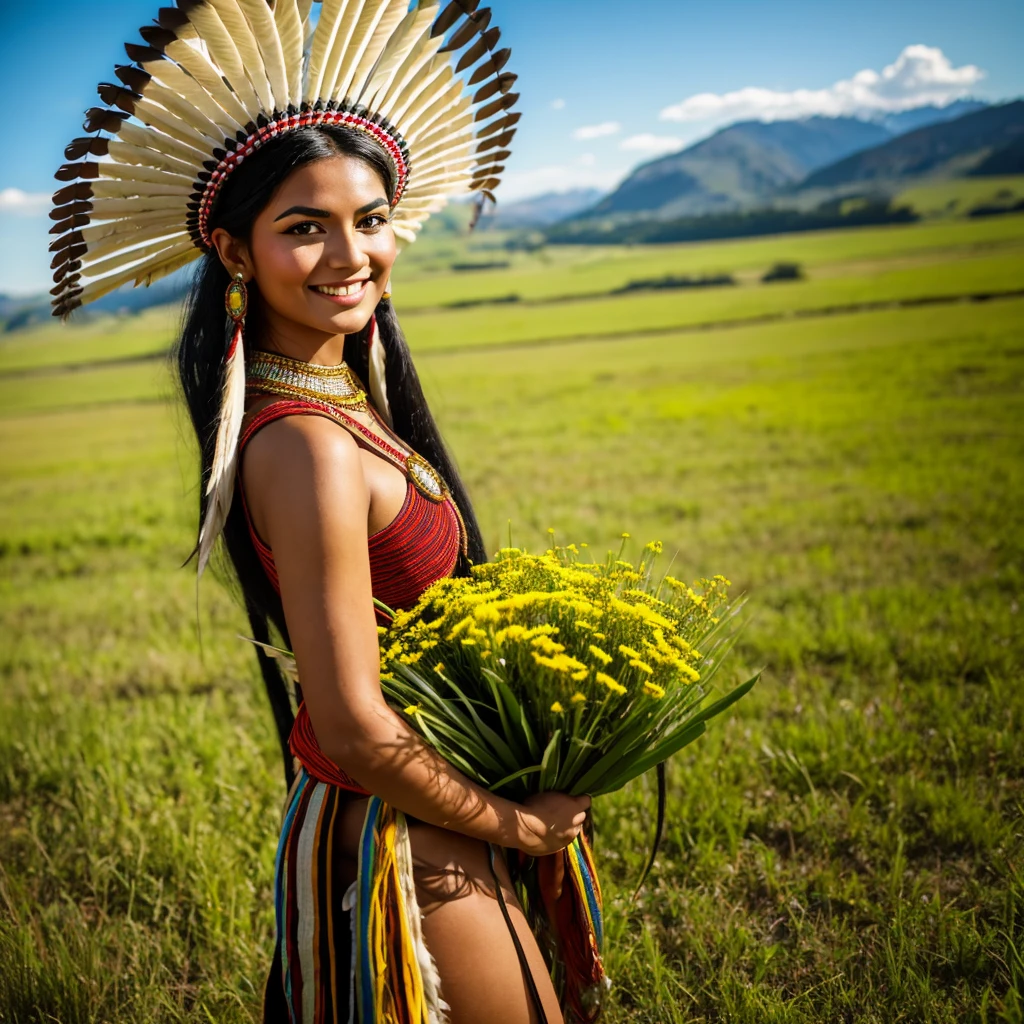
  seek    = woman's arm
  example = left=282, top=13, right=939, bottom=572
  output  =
left=241, top=414, right=588, bottom=854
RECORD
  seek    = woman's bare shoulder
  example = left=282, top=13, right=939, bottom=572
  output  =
left=241, top=409, right=366, bottom=508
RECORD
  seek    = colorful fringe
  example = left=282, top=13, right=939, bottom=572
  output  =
left=350, top=796, right=447, bottom=1024
left=555, top=834, right=606, bottom=1023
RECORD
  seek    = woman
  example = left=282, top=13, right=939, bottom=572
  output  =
left=187, top=119, right=589, bottom=1024
left=51, top=2, right=588, bottom=1021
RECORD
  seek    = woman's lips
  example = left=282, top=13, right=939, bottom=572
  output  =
left=309, top=281, right=369, bottom=307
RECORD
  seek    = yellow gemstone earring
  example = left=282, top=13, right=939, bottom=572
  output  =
left=382, top=278, right=392, bottom=301
left=225, top=272, right=248, bottom=321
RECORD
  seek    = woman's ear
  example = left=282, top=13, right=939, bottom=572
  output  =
left=209, top=227, right=253, bottom=282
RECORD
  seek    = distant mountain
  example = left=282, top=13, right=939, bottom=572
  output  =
left=588, top=116, right=892, bottom=219
left=874, top=99, right=988, bottom=135
left=801, top=100, right=1024, bottom=188
left=488, top=189, right=605, bottom=229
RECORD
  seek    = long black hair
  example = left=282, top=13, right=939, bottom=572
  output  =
left=173, top=125, right=486, bottom=786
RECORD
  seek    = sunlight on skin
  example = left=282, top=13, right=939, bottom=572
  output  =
left=209, top=154, right=396, bottom=367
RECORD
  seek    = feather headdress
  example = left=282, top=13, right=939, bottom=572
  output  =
left=51, top=0, right=518, bottom=316
left=52, top=0, right=518, bottom=574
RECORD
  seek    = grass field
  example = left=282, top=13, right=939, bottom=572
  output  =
left=1, top=215, right=1023, bottom=1022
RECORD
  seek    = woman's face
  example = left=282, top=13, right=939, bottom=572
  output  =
left=233, top=153, right=397, bottom=341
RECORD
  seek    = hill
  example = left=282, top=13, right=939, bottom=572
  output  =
left=801, top=100, right=1024, bottom=188
left=486, top=188, right=605, bottom=229
left=588, top=117, right=891, bottom=219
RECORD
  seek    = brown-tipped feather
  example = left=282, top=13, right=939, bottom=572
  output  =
left=49, top=230, right=84, bottom=254
left=472, top=70, right=515, bottom=103
left=156, top=6, right=189, bottom=31
left=83, top=108, right=129, bottom=133
left=432, top=0, right=480, bottom=38
left=97, top=83, right=140, bottom=114
left=115, top=65, right=151, bottom=92
left=475, top=91, right=517, bottom=121
left=138, top=25, right=177, bottom=49
left=125, top=41, right=165, bottom=63
left=49, top=213, right=90, bottom=235
left=455, top=27, right=499, bottom=72
left=64, top=137, right=110, bottom=161
left=440, top=8, right=491, bottom=53
left=55, top=162, right=100, bottom=182
left=52, top=183, right=93, bottom=205
left=49, top=200, right=92, bottom=222
left=467, top=46, right=509, bottom=85
left=477, top=110, right=520, bottom=137
left=476, top=129, right=515, bottom=153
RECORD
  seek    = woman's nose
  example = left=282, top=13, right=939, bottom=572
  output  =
left=324, top=227, right=370, bottom=271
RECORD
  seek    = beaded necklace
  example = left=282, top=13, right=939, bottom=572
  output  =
left=245, top=349, right=464, bottom=544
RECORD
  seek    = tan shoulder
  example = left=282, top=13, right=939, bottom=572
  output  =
left=241, top=410, right=364, bottom=495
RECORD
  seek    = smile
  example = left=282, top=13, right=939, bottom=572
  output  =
left=311, top=282, right=368, bottom=296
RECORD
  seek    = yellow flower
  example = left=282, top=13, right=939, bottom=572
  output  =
left=621, top=532, right=631, bottom=539
left=643, top=681, right=666, bottom=698
left=570, top=692, right=587, bottom=704
left=629, top=658, right=653, bottom=675
left=551, top=701, right=565, bottom=713
left=461, top=638, right=477, bottom=646
left=588, top=644, right=612, bottom=666
left=434, top=662, right=445, bottom=675
left=403, top=703, right=422, bottom=715
left=619, top=644, right=641, bottom=660
left=645, top=540, right=664, bottom=554
left=597, top=672, right=627, bottom=695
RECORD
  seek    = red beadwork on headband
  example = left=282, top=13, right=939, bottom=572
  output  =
left=197, top=110, right=410, bottom=248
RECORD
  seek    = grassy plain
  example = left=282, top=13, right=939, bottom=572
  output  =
left=1, top=215, right=1022, bottom=1022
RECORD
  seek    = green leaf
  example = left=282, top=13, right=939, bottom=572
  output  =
left=538, top=729, right=562, bottom=791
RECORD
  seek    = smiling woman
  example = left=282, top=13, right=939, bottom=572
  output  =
left=43, top=0, right=595, bottom=1021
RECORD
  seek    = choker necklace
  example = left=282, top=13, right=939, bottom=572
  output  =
left=246, top=349, right=368, bottom=412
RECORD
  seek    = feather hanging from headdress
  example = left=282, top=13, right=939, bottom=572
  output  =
left=367, top=314, right=392, bottom=427
left=197, top=318, right=246, bottom=578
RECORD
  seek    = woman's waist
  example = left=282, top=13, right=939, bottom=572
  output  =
left=289, top=702, right=372, bottom=795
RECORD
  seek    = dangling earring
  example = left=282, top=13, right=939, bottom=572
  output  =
left=381, top=278, right=392, bottom=301
left=196, top=272, right=248, bottom=578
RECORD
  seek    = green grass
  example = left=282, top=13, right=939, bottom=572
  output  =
left=895, top=175, right=1024, bottom=219
left=1, top=218, right=1023, bottom=1022
left=4, top=212, right=1022, bottom=375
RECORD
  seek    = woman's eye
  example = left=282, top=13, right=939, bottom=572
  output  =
left=360, top=213, right=389, bottom=231
left=286, top=221, right=323, bottom=235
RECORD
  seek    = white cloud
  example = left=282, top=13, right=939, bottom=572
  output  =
left=579, top=152, right=596, bottom=166
left=0, top=188, right=50, bottom=216
left=660, top=45, right=984, bottom=124
left=571, top=121, right=621, bottom=141
left=620, top=133, right=683, bottom=155
left=550, top=98, right=566, bottom=110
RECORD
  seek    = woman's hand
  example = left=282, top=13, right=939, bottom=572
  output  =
left=514, top=791, right=591, bottom=856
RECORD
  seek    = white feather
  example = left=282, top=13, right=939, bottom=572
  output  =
left=395, top=814, right=449, bottom=1024
left=180, top=3, right=264, bottom=117
left=106, top=140, right=196, bottom=178
left=112, top=120, right=210, bottom=167
left=305, top=0, right=357, bottom=102
left=237, top=0, right=289, bottom=111
left=367, top=316, right=392, bottom=426
left=206, top=0, right=276, bottom=114
left=332, top=0, right=403, bottom=102
left=197, top=319, right=247, bottom=578
left=274, top=0, right=305, bottom=107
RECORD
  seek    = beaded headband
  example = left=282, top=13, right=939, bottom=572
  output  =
left=195, top=108, right=411, bottom=248
left=50, top=0, right=520, bottom=318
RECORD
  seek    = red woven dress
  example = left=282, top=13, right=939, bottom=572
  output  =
left=237, top=396, right=466, bottom=1024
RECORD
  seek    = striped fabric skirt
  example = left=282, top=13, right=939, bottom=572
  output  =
left=265, top=767, right=361, bottom=1024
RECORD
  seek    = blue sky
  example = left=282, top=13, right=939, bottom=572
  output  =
left=1, top=0, right=1022, bottom=295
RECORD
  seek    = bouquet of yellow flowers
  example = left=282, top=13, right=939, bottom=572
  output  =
left=372, top=537, right=755, bottom=1021
left=247, top=537, right=755, bottom=1022
left=378, top=538, right=755, bottom=801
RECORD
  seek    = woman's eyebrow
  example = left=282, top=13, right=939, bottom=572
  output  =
left=356, top=197, right=389, bottom=215
left=273, top=205, right=331, bottom=222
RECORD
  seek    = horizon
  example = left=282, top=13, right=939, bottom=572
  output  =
left=1, top=0, right=1022, bottom=296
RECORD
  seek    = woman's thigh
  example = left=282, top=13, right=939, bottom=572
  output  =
left=407, top=820, right=563, bottom=1024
